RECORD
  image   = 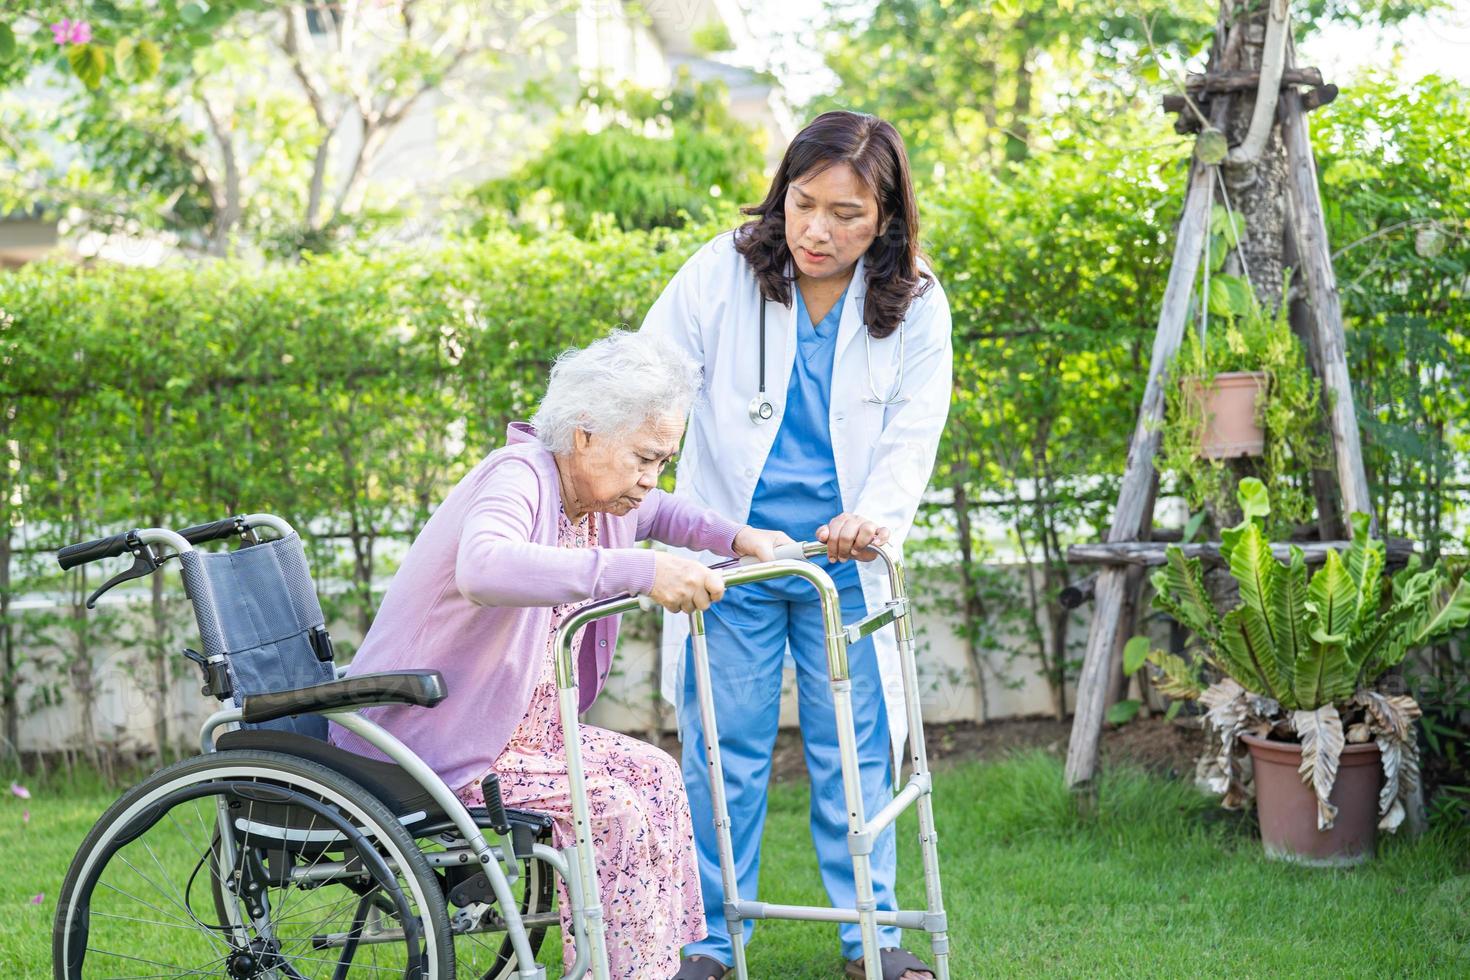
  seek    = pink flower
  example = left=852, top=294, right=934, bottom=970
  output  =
left=22, top=809, right=29, bottom=824
left=9, top=781, right=29, bottom=800
left=50, top=19, right=92, bottom=46
left=30, top=893, right=44, bottom=905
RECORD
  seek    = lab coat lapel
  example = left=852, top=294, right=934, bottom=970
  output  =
left=833, top=254, right=868, bottom=366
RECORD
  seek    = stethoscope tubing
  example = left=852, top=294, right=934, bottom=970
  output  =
left=749, top=288, right=908, bottom=425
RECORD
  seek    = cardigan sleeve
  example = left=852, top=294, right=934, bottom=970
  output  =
left=634, top=488, right=743, bottom=556
left=455, top=459, right=657, bottom=606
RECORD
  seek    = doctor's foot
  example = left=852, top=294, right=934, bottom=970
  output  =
left=844, top=947, right=936, bottom=980
left=671, top=954, right=731, bottom=980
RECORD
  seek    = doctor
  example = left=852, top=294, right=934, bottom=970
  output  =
left=642, top=110, right=951, bottom=980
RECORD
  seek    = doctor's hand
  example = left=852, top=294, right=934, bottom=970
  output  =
left=731, top=526, right=796, bottom=563
left=817, top=513, right=890, bottom=563
left=649, top=552, right=726, bottom=614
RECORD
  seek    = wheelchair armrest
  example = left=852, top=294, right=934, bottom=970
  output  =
left=240, top=670, right=448, bottom=725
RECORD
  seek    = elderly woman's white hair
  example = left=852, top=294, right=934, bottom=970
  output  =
left=532, top=329, right=702, bottom=455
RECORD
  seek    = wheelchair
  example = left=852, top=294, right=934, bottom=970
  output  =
left=51, top=514, right=949, bottom=980
left=52, top=515, right=567, bottom=980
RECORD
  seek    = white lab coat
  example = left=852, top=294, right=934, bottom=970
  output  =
left=640, top=230, right=954, bottom=768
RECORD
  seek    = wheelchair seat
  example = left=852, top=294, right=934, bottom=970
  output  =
left=214, top=727, right=551, bottom=843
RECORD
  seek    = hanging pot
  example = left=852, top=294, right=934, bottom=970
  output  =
left=1241, top=733, right=1383, bottom=867
left=1182, top=371, right=1267, bottom=459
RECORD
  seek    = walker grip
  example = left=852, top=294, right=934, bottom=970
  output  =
left=736, top=541, right=817, bottom=566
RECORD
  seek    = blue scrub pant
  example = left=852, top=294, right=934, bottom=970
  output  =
left=678, top=572, right=900, bottom=964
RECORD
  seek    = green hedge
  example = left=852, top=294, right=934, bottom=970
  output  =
left=3, top=93, right=1466, bottom=758
left=0, top=224, right=707, bottom=757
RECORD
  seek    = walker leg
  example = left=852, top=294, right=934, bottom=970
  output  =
left=689, top=611, right=749, bottom=980
left=896, top=618, right=949, bottom=980
left=559, top=685, right=611, bottom=980
left=830, top=676, right=882, bottom=980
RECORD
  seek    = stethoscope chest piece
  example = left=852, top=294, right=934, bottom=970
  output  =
left=748, top=395, right=774, bottom=424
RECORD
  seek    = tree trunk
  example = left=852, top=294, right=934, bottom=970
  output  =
left=1216, top=1, right=1288, bottom=308
left=150, top=567, right=170, bottom=762
left=0, top=526, right=14, bottom=760
left=952, top=482, right=990, bottom=724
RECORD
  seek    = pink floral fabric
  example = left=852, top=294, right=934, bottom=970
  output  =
left=458, top=506, right=705, bottom=976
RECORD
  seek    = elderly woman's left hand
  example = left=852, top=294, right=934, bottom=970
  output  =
left=732, top=526, right=796, bottom=563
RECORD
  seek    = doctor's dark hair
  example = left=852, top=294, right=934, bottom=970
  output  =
left=734, top=110, right=933, bottom=339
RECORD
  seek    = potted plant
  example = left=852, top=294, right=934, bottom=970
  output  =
left=1160, top=211, right=1327, bottom=530
left=1143, top=479, right=1470, bottom=865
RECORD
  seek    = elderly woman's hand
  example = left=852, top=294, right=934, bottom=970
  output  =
left=650, top=552, right=727, bottom=613
left=816, top=513, right=891, bottom=562
left=732, top=526, right=796, bottom=563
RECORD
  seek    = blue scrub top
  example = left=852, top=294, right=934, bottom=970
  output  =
left=746, top=283, right=860, bottom=591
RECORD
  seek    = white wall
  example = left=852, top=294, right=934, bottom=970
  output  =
left=8, top=563, right=1086, bottom=757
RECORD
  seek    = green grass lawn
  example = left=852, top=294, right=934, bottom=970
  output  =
left=4, top=752, right=1467, bottom=977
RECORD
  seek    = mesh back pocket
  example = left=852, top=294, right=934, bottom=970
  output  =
left=179, top=533, right=335, bottom=739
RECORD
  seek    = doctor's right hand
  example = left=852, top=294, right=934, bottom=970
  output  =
left=649, top=552, right=727, bottom=613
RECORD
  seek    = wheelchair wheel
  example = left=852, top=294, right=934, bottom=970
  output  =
left=53, top=749, right=455, bottom=979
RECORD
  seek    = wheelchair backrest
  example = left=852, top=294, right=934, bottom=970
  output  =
left=178, top=532, right=336, bottom=739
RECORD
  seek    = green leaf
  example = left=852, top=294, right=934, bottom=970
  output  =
left=1146, top=650, right=1206, bottom=699
left=0, top=23, right=17, bottom=61
left=1221, top=605, right=1284, bottom=703
left=1272, top=544, right=1311, bottom=679
left=1150, top=546, right=1223, bottom=651
left=1181, top=509, right=1207, bottom=545
left=1343, top=512, right=1385, bottom=630
left=1229, top=522, right=1279, bottom=642
left=1307, top=549, right=1357, bottom=643
left=1406, top=577, right=1470, bottom=649
left=1123, top=635, right=1151, bottom=675
left=115, top=37, right=162, bottom=82
left=1106, top=699, right=1141, bottom=725
left=1219, top=523, right=1245, bottom=568
left=1207, top=274, right=1253, bottom=318
left=68, top=43, right=108, bottom=89
left=179, top=1, right=210, bottom=26
left=1209, top=204, right=1245, bottom=245
left=1237, top=477, right=1270, bottom=525
left=1164, top=700, right=1183, bottom=722
left=1297, top=551, right=1357, bottom=707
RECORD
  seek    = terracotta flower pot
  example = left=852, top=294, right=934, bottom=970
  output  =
left=1182, top=371, right=1267, bottom=459
left=1242, top=733, right=1383, bottom=867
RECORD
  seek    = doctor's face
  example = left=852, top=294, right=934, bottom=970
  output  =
left=784, top=162, right=883, bottom=283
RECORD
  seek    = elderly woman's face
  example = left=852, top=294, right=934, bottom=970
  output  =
left=784, top=161, right=883, bottom=282
left=566, top=413, right=684, bottom=517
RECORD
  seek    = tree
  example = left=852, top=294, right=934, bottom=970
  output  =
left=810, top=0, right=1442, bottom=171
left=1, top=2, right=580, bottom=256
left=466, top=71, right=767, bottom=237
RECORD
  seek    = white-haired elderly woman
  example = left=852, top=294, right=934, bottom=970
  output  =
left=331, top=330, right=792, bottom=977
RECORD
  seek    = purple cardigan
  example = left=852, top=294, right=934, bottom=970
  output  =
left=329, top=422, right=743, bottom=791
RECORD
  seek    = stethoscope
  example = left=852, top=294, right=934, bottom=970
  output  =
left=747, top=296, right=910, bottom=425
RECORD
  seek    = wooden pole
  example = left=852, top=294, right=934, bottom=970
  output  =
left=1063, top=162, right=1216, bottom=789
left=1279, top=87, right=1375, bottom=529
left=1067, top=537, right=1417, bottom=568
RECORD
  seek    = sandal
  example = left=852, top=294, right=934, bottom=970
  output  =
left=844, top=946, right=937, bottom=980
left=672, top=954, right=731, bottom=980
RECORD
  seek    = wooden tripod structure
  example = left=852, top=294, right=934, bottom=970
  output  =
left=1062, top=15, right=1376, bottom=792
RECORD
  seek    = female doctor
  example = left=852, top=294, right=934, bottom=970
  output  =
left=641, top=110, right=951, bottom=980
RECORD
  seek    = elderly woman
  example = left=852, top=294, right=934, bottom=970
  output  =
left=330, top=330, right=790, bottom=978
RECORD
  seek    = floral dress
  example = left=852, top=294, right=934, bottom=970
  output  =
left=457, top=506, right=705, bottom=977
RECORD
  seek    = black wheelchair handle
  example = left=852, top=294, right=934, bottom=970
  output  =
left=177, top=516, right=246, bottom=545
left=57, top=532, right=134, bottom=571
left=58, top=516, right=246, bottom=572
